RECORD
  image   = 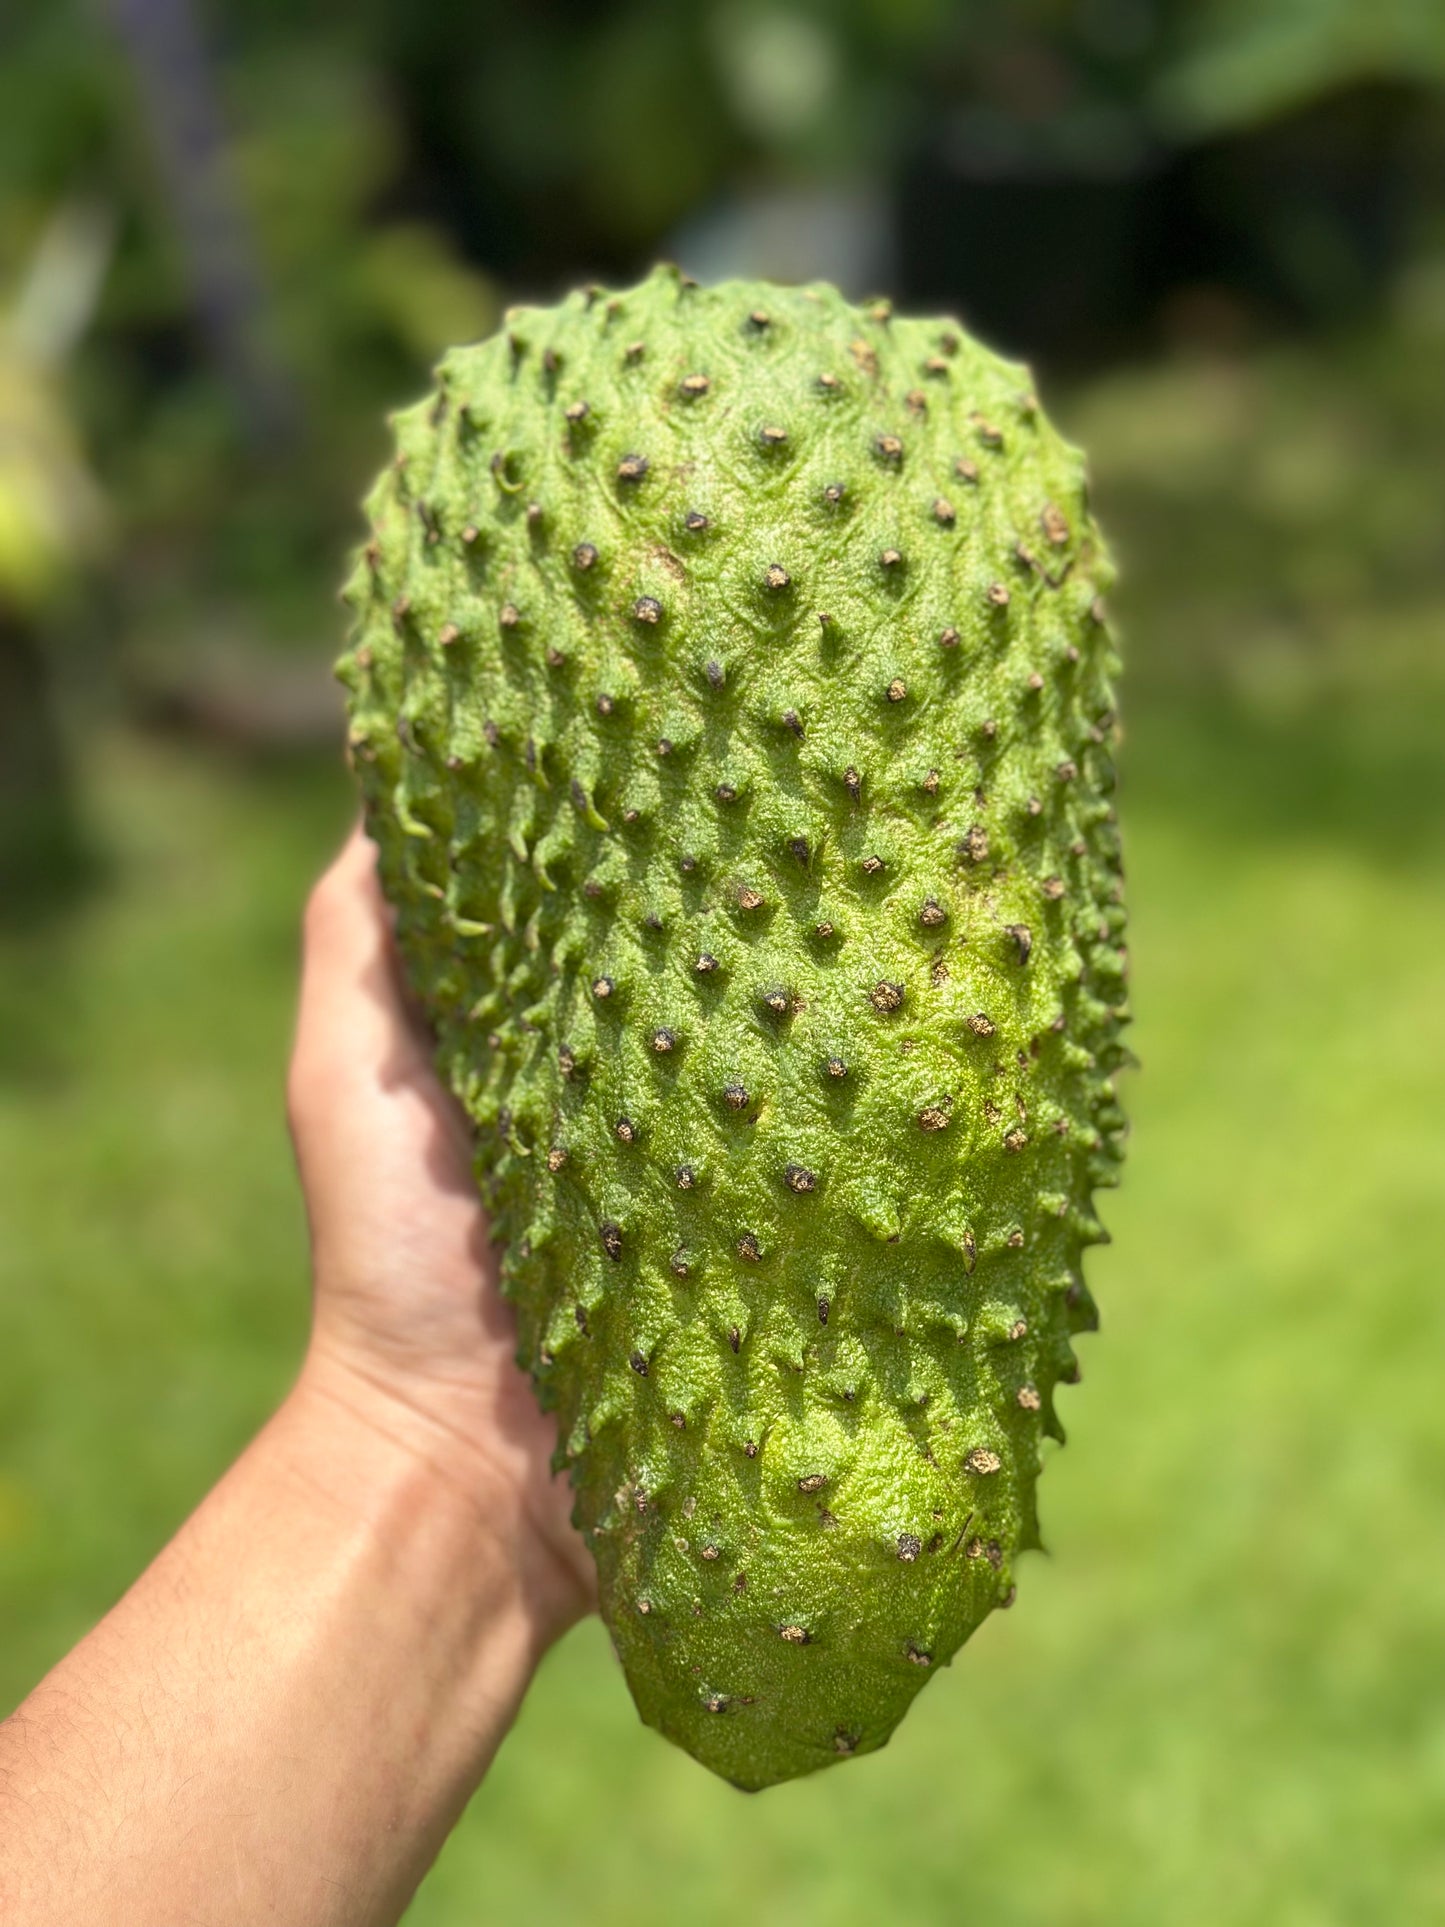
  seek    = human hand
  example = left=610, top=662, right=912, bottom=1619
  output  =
left=287, top=825, right=594, bottom=1651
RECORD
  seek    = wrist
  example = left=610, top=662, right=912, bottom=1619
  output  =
left=288, top=1342, right=586, bottom=1659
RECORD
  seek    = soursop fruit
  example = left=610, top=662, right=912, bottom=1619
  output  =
left=338, top=267, right=1128, bottom=1791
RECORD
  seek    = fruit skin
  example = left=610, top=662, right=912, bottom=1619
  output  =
left=338, top=267, right=1128, bottom=1790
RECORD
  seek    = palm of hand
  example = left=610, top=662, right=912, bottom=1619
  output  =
left=288, top=829, right=594, bottom=1632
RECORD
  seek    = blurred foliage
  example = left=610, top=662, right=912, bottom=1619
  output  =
left=0, top=0, right=1441, bottom=675
left=1163, top=0, right=1445, bottom=135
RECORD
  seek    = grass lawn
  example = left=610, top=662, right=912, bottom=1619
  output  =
left=3, top=316, right=1444, bottom=1922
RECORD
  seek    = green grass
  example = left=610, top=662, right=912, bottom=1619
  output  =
left=3, top=314, right=1445, bottom=1922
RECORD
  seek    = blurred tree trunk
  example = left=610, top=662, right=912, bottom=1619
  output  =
left=105, top=0, right=297, bottom=449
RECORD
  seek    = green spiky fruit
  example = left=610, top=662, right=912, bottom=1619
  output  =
left=339, top=268, right=1128, bottom=1791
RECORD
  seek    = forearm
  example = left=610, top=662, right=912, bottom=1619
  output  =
left=0, top=1366, right=547, bottom=1927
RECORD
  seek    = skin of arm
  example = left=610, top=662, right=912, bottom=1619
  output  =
left=0, top=828, right=593, bottom=1927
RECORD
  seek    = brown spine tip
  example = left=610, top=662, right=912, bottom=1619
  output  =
left=816, top=371, right=841, bottom=391
left=782, top=709, right=804, bottom=738
left=874, top=433, right=903, bottom=465
left=705, top=659, right=725, bottom=689
left=1005, top=924, right=1033, bottom=965
left=825, top=1055, right=848, bottom=1078
left=546, top=1147, right=567, bottom=1172
left=779, top=1624, right=810, bottom=1644
left=572, top=541, right=598, bottom=570
left=595, top=692, right=615, bottom=717
left=920, top=898, right=947, bottom=927
left=957, top=825, right=990, bottom=865
left=747, top=308, right=771, bottom=330
left=965, top=1447, right=1003, bottom=1475
left=797, top=1473, right=828, bottom=1494
left=1042, top=503, right=1070, bottom=545
left=1043, top=875, right=1066, bottom=900
left=933, top=497, right=957, bottom=525
left=843, top=766, right=862, bottom=801
left=1004, top=1128, right=1029, bottom=1152
left=723, top=1081, right=749, bottom=1110
left=869, top=980, right=904, bottom=1013
left=939, top=627, right=960, bottom=649
left=737, top=1232, right=762, bottom=1262
left=918, top=1104, right=951, bottom=1132
left=955, top=456, right=980, bottom=484
left=600, top=1222, right=624, bottom=1260
left=616, top=453, right=649, bottom=483
left=764, top=562, right=791, bottom=590
left=860, top=854, right=884, bottom=876
left=966, top=1012, right=996, bottom=1037
left=684, top=509, right=710, bottom=533
left=694, top=952, right=719, bottom=975
left=880, top=549, right=903, bottom=570
left=438, top=623, right=461, bottom=647
left=499, top=602, right=521, bottom=629
left=1057, top=760, right=1078, bottom=782
left=823, top=482, right=846, bottom=505
left=737, top=885, right=765, bottom=911
left=784, top=1163, right=817, bottom=1193
left=632, top=595, right=663, bottom=624
left=624, top=340, right=645, bottom=364
left=886, top=677, right=907, bottom=702
left=671, top=1251, right=690, bottom=1277
left=679, top=372, right=711, bottom=396
left=564, top=399, right=590, bottom=423
left=615, top=1116, right=637, bottom=1144
left=897, top=1533, right=922, bottom=1562
left=651, top=1026, right=676, bottom=1053
left=591, top=975, right=614, bottom=999
left=1018, top=1385, right=1042, bottom=1411
left=758, top=423, right=788, bottom=448
left=676, top=1164, right=696, bottom=1189
left=986, top=582, right=1011, bottom=609
left=629, top=1350, right=649, bottom=1376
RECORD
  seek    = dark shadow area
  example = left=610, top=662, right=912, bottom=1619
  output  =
left=0, top=616, right=99, bottom=934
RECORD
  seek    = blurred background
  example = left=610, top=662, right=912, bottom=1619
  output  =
left=3, top=2, right=1445, bottom=1919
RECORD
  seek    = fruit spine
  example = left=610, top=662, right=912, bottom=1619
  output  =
left=339, top=267, right=1128, bottom=1789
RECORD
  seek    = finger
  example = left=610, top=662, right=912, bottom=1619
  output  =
left=292, top=826, right=430, bottom=1101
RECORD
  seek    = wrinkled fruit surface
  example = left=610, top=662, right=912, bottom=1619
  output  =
left=339, top=268, right=1128, bottom=1789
